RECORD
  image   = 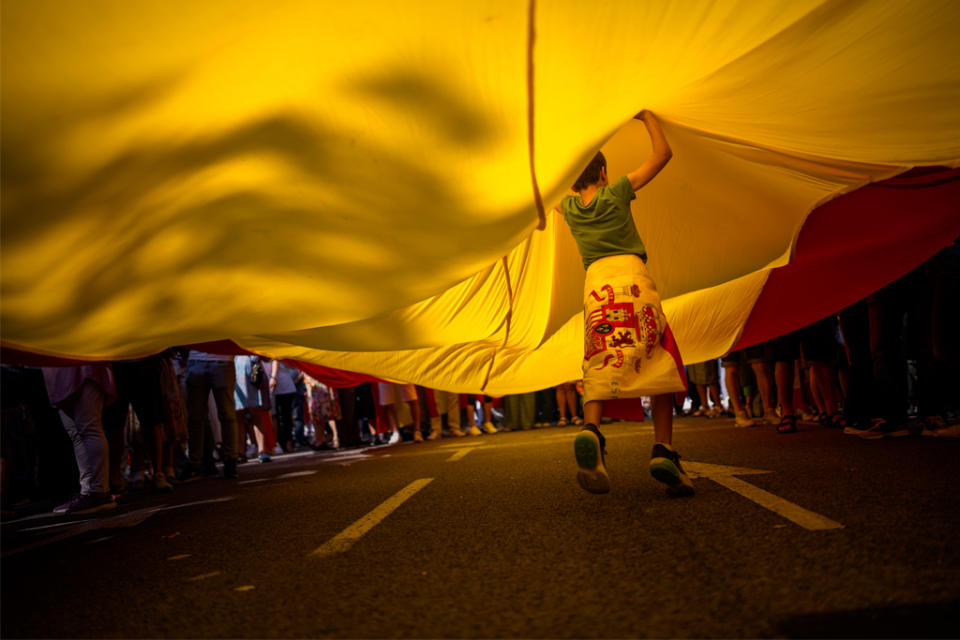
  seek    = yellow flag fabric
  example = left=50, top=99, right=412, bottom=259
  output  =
left=2, top=1, right=959, bottom=392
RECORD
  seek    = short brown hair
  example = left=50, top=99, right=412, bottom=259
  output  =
left=573, top=151, right=606, bottom=191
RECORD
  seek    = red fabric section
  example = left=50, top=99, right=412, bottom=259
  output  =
left=286, top=361, right=384, bottom=390
left=602, top=397, right=647, bottom=421
left=422, top=387, right=439, bottom=418
left=0, top=346, right=101, bottom=366
left=734, top=167, right=960, bottom=350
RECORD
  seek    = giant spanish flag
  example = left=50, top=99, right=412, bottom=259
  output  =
left=2, top=0, right=959, bottom=392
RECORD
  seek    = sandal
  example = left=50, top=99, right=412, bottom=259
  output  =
left=558, top=417, right=568, bottom=427
left=777, top=414, right=798, bottom=434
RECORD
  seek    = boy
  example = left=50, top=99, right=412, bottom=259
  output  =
left=559, top=110, right=694, bottom=496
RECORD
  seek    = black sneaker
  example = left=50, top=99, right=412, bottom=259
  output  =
left=573, top=424, right=610, bottom=494
left=649, top=444, right=695, bottom=496
left=53, top=492, right=117, bottom=515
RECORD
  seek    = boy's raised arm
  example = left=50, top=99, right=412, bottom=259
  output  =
left=627, top=110, right=672, bottom=191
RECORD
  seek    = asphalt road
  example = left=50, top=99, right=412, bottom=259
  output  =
left=3, top=416, right=959, bottom=639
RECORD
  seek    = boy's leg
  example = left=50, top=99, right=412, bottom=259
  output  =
left=574, top=400, right=608, bottom=493
left=649, top=393, right=694, bottom=496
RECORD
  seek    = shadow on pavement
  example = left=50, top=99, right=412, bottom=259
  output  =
left=776, top=601, right=960, bottom=638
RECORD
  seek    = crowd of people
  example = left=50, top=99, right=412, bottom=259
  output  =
left=0, top=241, right=956, bottom=516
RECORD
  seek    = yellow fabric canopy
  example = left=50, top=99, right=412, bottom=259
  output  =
left=2, top=0, right=959, bottom=392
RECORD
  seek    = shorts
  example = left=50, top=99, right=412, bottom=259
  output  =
left=377, top=382, right=418, bottom=405
left=720, top=343, right=766, bottom=368
left=687, top=360, right=720, bottom=385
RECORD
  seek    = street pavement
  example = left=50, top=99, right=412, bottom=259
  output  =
left=2, top=416, right=959, bottom=638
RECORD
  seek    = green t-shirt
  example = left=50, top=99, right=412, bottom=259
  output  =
left=560, top=175, right=647, bottom=269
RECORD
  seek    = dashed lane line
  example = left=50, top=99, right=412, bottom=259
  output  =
left=185, top=571, right=222, bottom=582
left=310, top=478, right=434, bottom=558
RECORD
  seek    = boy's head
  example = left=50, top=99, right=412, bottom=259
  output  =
left=573, top=151, right=607, bottom=192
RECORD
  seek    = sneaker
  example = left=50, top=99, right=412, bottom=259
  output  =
left=734, top=411, right=755, bottom=427
left=222, top=458, right=238, bottom=479
left=574, top=424, right=610, bottom=494
left=572, top=417, right=584, bottom=426
left=426, top=429, right=441, bottom=441
left=707, top=407, right=724, bottom=418
left=691, top=408, right=706, bottom=417
left=54, top=492, right=117, bottom=515
left=482, top=422, right=498, bottom=435
left=127, top=470, right=145, bottom=491
left=467, top=425, right=483, bottom=436
left=387, top=431, right=401, bottom=445
left=447, top=426, right=467, bottom=437
left=152, top=472, right=174, bottom=493
left=178, top=466, right=205, bottom=483
left=257, top=453, right=272, bottom=463
left=413, top=430, right=424, bottom=443
left=649, top=444, right=695, bottom=496
left=856, top=418, right=910, bottom=440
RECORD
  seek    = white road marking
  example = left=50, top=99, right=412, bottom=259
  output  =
left=277, top=470, right=318, bottom=479
left=310, top=478, right=434, bottom=558
left=235, top=585, right=256, bottom=592
left=167, top=554, right=191, bottom=561
left=239, top=478, right=270, bottom=485
left=684, top=461, right=844, bottom=531
left=185, top=571, right=222, bottom=582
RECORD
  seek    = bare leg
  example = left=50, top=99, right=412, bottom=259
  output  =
left=775, top=361, right=795, bottom=415
left=407, top=400, right=422, bottom=438
left=751, top=361, right=777, bottom=418
left=651, top=393, right=674, bottom=445
left=708, top=383, right=723, bottom=413
left=584, top=399, right=603, bottom=426
left=724, top=365, right=746, bottom=414
left=556, top=386, right=568, bottom=421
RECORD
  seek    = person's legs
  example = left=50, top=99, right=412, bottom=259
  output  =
left=275, top=393, right=295, bottom=452
left=185, top=361, right=210, bottom=471
left=724, top=363, right=754, bottom=426
left=707, top=383, right=723, bottom=415
left=574, top=399, right=608, bottom=493
left=407, top=400, right=423, bottom=442
left=649, top=392, right=694, bottom=496
left=60, top=381, right=109, bottom=496
left=750, top=361, right=777, bottom=421
left=210, top=362, right=239, bottom=477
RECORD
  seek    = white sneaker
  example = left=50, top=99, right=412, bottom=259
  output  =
left=388, top=431, right=401, bottom=444
left=482, top=422, right=498, bottom=435
left=468, top=425, right=483, bottom=436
